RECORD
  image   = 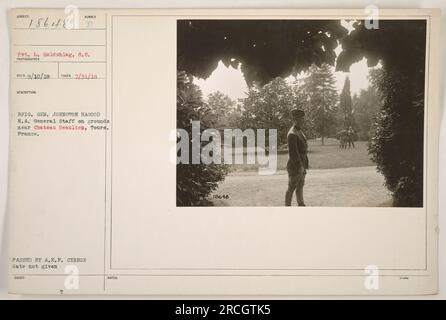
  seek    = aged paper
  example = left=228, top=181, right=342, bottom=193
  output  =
left=7, top=8, right=440, bottom=295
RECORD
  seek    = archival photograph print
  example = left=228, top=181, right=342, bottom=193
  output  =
left=176, top=19, right=426, bottom=208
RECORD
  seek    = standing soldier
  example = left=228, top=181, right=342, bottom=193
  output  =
left=285, top=108, right=309, bottom=206
left=339, top=129, right=348, bottom=149
left=347, top=126, right=356, bottom=148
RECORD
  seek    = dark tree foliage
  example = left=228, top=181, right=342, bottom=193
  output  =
left=336, top=20, right=426, bottom=74
left=206, top=91, right=236, bottom=129
left=352, top=85, right=380, bottom=141
left=178, top=20, right=348, bottom=86
left=337, top=20, right=426, bottom=207
left=368, top=68, right=425, bottom=207
left=237, top=77, right=297, bottom=145
left=339, top=77, right=354, bottom=129
left=177, top=72, right=229, bottom=206
left=302, top=64, right=339, bottom=145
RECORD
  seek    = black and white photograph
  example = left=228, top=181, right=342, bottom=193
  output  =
left=2, top=6, right=442, bottom=298
left=176, top=19, right=427, bottom=208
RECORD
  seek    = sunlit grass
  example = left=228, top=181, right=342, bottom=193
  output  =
left=229, top=139, right=375, bottom=172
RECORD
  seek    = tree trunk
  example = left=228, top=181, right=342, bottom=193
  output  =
left=321, top=136, right=325, bottom=145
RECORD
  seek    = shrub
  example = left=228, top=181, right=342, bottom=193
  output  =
left=176, top=72, right=229, bottom=206
left=368, top=69, right=424, bottom=207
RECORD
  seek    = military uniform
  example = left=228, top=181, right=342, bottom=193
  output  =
left=285, top=125, right=309, bottom=206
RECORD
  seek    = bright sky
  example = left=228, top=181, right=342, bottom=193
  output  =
left=194, top=20, right=381, bottom=101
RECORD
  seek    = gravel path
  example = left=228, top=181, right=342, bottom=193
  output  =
left=211, top=166, right=392, bottom=207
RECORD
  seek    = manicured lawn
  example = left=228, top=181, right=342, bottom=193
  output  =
left=230, top=139, right=375, bottom=172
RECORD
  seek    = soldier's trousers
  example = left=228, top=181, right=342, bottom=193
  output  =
left=285, top=171, right=306, bottom=206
